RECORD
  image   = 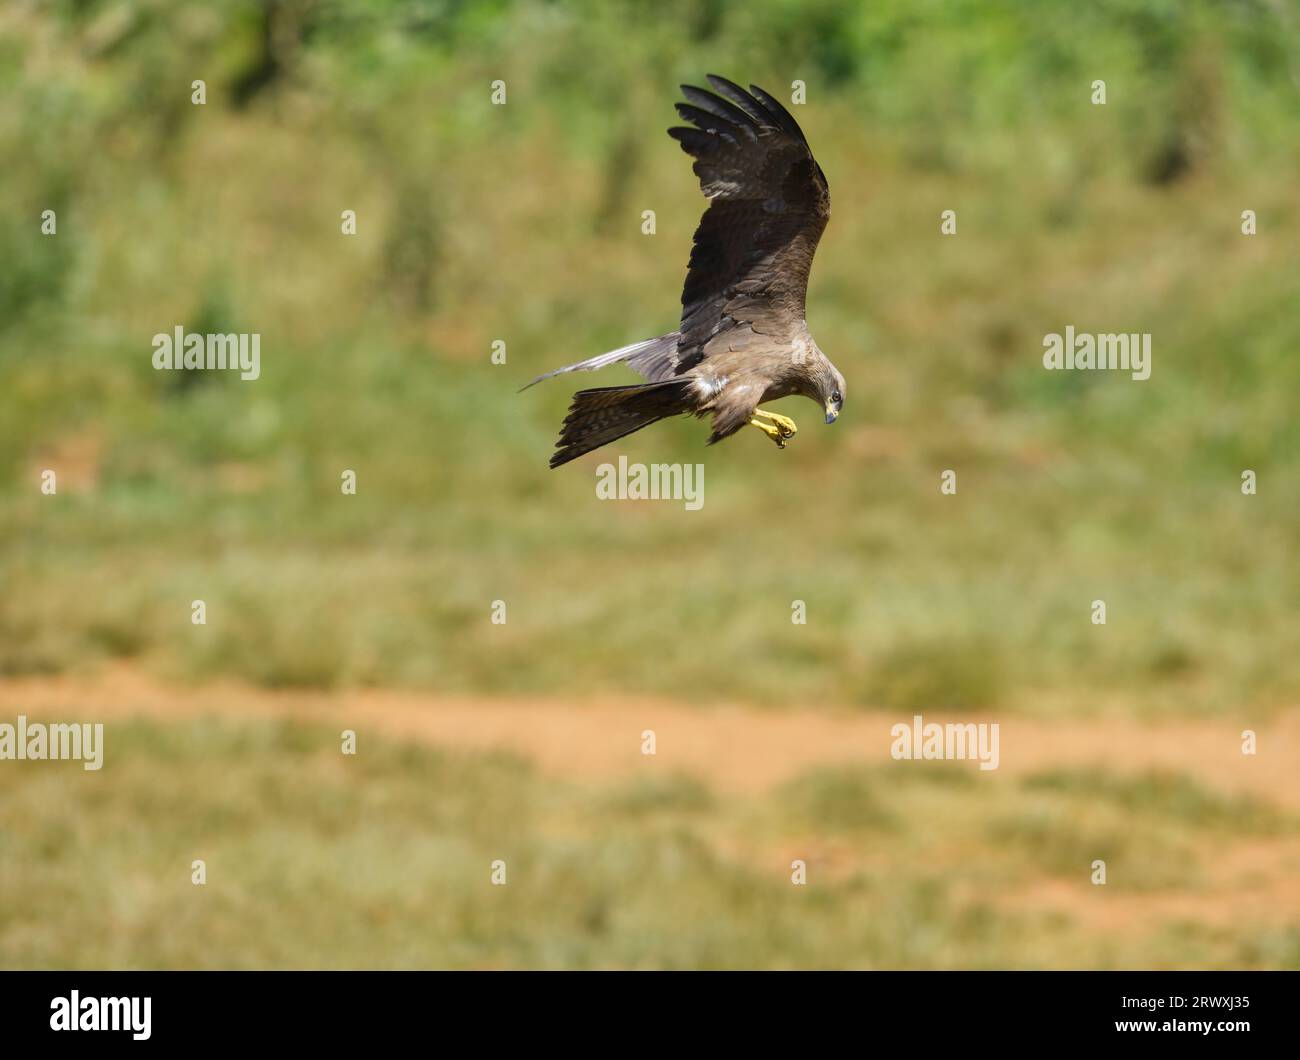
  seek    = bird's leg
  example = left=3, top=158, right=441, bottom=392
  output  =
left=753, top=409, right=798, bottom=441
left=749, top=414, right=790, bottom=449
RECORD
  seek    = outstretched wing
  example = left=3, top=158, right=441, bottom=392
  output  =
left=667, top=75, right=830, bottom=373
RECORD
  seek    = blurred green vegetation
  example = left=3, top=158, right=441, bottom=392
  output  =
left=2, top=716, right=1294, bottom=969
left=2, top=0, right=1299, bottom=716
left=1022, top=766, right=1288, bottom=833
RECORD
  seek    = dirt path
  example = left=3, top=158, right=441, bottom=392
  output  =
left=2, top=663, right=1296, bottom=806
left=3, top=664, right=1297, bottom=943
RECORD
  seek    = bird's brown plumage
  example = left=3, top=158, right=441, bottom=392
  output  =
left=527, top=75, right=844, bottom=467
left=670, top=76, right=830, bottom=372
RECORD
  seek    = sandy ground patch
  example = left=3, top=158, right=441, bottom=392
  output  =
left=1, top=664, right=1295, bottom=804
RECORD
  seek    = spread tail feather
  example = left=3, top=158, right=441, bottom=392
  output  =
left=549, top=379, right=695, bottom=468
left=520, top=332, right=680, bottom=391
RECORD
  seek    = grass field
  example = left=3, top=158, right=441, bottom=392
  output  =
left=2, top=1, right=1298, bottom=968
left=2, top=667, right=1297, bottom=969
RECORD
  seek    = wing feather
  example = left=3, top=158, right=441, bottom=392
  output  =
left=668, top=76, right=830, bottom=374
left=679, top=85, right=761, bottom=138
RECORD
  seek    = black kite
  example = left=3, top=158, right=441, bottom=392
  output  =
left=527, top=75, right=844, bottom=469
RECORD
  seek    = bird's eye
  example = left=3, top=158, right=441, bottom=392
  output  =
left=831, top=390, right=842, bottom=404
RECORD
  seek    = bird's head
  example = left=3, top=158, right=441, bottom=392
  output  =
left=819, top=363, right=846, bottom=424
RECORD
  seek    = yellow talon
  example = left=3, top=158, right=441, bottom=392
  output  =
left=749, top=413, right=797, bottom=449
left=754, top=409, right=798, bottom=439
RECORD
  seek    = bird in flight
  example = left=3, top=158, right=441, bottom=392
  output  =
left=526, top=75, right=843, bottom=469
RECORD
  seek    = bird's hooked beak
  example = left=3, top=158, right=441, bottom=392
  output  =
left=824, top=404, right=839, bottom=425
